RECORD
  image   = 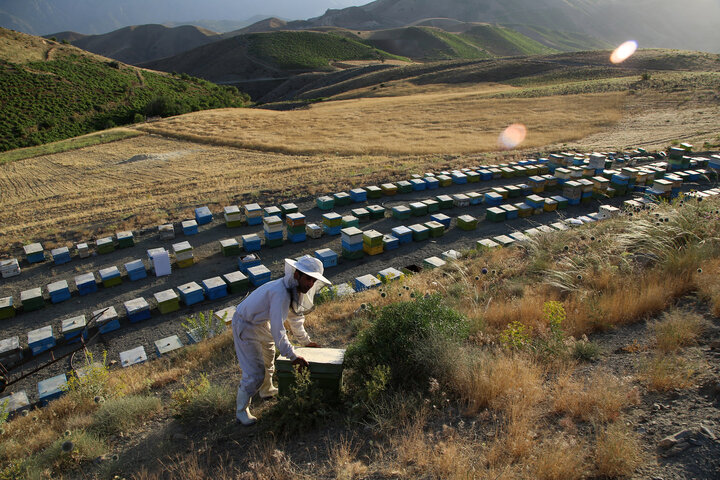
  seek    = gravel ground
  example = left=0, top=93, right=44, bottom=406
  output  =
left=1, top=158, right=717, bottom=405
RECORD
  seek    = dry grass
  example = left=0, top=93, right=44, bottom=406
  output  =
left=532, top=435, right=588, bottom=480
left=593, top=422, right=642, bottom=478
left=696, top=258, right=720, bottom=317
left=640, top=353, right=697, bottom=392
left=139, top=90, right=624, bottom=156
left=551, top=371, right=640, bottom=423
left=650, top=309, right=707, bottom=352
left=328, top=436, right=367, bottom=480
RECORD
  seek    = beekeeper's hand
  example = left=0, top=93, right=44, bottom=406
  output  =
left=292, top=356, right=309, bottom=371
left=306, top=342, right=321, bottom=348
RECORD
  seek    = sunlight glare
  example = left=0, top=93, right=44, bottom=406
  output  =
left=498, top=123, right=527, bottom=149
left=610, top=40, right=638, bottom=64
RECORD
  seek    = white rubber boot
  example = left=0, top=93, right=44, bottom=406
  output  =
left=236, top=388, right=257, bottom=426
left=259, top=374, right=279, bottom=399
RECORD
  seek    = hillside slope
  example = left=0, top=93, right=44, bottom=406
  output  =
left=0, top=28, right=250, bottom=152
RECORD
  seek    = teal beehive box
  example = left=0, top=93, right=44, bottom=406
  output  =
left=96, top=237, right=115, bottom=254
left=117, top=231, right=134, bottom=248
left=276, top=347, right=345, bottom=401
left=38, top=373, right=67, bottom=405
left=366, top=205, right=386, bottom=220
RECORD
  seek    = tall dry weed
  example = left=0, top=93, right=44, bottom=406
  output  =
left=551, top=371, right=639, bottom=422
left=532, top=435, right=588, bottom=480
left=650, top=309, right=707, bottom=352
left=594, top=421, right=642, bottom=477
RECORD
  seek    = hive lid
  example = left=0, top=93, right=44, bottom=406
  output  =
left=0, top=336, right=20, bottom=353
left=28, top=325, right=53, bottom=343
left=62, top=315, right=87, bottom=332
left=178, top=282, right=202, bottom=294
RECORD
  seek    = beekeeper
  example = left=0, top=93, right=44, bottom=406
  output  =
left=231, top=254, right=331, bottom=426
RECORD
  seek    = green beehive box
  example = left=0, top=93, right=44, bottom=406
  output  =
left=0, top=296, right=15, bottom=320
left=436, top=195, right=453, bottom=209
left=280, top=203, right=299, bottom=215
left=424, top=221, right=445, bottom=237
left=333, top=192, right=351, bottom=206
left=366, top=205, right=386, bottom=220
left=154, top=289, right=180, bottom=314
left=392, top=205, right=411, bottom=220
left=341, top=215, right=359, bottom=228
left=220, top=238, right=241, bottom=257
left=485, top=207, right=506, bottom=222
left=506, top=185, right=521, bottom=198
left=21, top=288, right=45, bottom=311
left=466, top=171, right=480, bottom=183
left=96, top=237, right=115, bottom=254
left=341, top=248, right=364, bottom=260
left=396, top=180, right=413, bottom=193
left=265, top=237, right=284, bottom=248
left=423, top=199, right=440, bottom=213
left=457, top=215, right=478, bottom=231
left=223, top=271, right=249, bottom=294
left=437, top=175, right=453, bottom=187
left=381, top=183, right=398, bottom=196
left=410, top=202, right=428, bottom=216
left=409, top=223, right=430, bottom=241
left=366, top=186, right=382, bottom=199
left=276, top=348, right=345, bottom=401
left=116, top=231, right=134, bottom=248
left=362, top=229, right=384, bottom=248
left=316, top=196, right=335, bottom=210
left=349, top=208, right=368, bottom=222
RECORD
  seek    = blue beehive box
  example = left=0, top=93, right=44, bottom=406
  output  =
left=350, top=188, right=367, bottom=202
left=425, top=177, right=440, bottom=189
left=51, top=246, right=71, bottom=265
left=182, top=220, right=198, bottom=236
left=244, top=203, right=263, bottom=226
left=47, top=280, right=71, bottom=304
left=391, top=225, right=413, bottom=244
left=202, top=277, right=228, bottom=300
left=478, top=169, right=493, bottom=181
left=315, top=248, right=338, bottom=268
left=242, top=234, right=262, bottom=253
left=61, top=315, right=87, bottom=342
left=238, top=254, right=261, bottom=273
left=383, top=235, right=399, bottom=250
left=74, top=272, right=98, bottom=296
left=24, top=243, right=45, bottom=263
left=28, top=325, right=55, bottom=356
left=355, top=274, right=382, bottom=292
left=124, top=297, right=151, bottom=323
left=410, top=178, right=427, bottom=191
left=430, top=213, right=451, bottom=228
left=120, top=346, right=147, bottom=368
left=248, top=264, right=272, bottom=287
left=484, top=192, right=504, bottom=206
left=38, top=373, right=67, bottom=405
left=178, top=282, right=205, bottom=306
left=195, top=206, right=213, bottom=225
left=452, top=172, right=467, bottom=184
left=323, top=225, right=342, bottom=236
left=288, top=232, right=306, bottom=243
left=155, top=335, right=183, bottom=357
left=94, top=306, right=120, bottom=334
left=124, top=259, right=147, bottom=281
left=500, top=204, right=519, bottom=220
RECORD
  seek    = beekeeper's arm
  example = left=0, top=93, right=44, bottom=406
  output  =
left=268, top=289, right=298, bottom=361
left=286, top=309, right=313, bottom=346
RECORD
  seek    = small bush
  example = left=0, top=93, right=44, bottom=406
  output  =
left=0, top=399, right=8, bottom=427
left=172, top=375, right=234, bottom=422
left=182, top=310, right=226, bottom=342
left=266, top=366, right=334, bottom=436
left=344, top=294, right=468, bottom=396
left=500, top=320, right=531, bottom=350
left=64, top=351, right=118, bottom=400
left=90, top=395, right=161, bottom=436
left=572, top=339, right=602, bottom=362
left=133, top=112, right=145, bottom=123
left=650, top=309, right=706, bottom=352
left=640, top=353, right=696, bottom=391
left=594, top=422, right=641, bottom=477
left=25, top=430, right=106, bottom=479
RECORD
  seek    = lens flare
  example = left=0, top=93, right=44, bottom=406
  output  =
left=498, top=123, right=527, bottom=150
left=610, top=40, right=638, bottom=64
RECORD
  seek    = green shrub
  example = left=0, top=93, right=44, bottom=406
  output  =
left=25, top=431, right=106, bottom=479
left=64, top=351, right=118, bottom=400
left=572, top=339, right=602, bottom=362
left=182, top=310, right=226, bottom=342
left=172, top=379, right=234, bottom=423
left=266, top=366, right=334, bottom=436
left=90, top=395, right=162, bottom=436
left=132, top=112, right=145, bottom=123
left=344, top=294, right=468, bottom=396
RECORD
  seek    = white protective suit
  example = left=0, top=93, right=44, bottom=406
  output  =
left=231, top=259, right=326, bottom=401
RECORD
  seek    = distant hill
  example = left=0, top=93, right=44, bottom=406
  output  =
left=48, top=24, right=220, bottom=64
left=224, top=17, right=288, bottom=37
left=0, top=28, right=250, bottom=152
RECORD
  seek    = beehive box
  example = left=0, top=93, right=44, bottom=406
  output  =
left=0, top=391, right=29, bottom=414
left=544, top=198, right=558, bottom=212
left=0, top=296, right=15, bottom=320
left=491, top=187, right=509, bottom=199
left=178, top=282, right=204, bottom=306
left=350, top=188, right=367, bottom=202
left=182, top=220, right=198, bottom=236
left=452, top=172, right=467, bottom=184
left=238, top=254, right=261, bottom=273
left=383, top=234, right=399, bottom=250
left=279, top=202, right=298, bottom=216
left=499, top=204, right=519, bottom=220
left=195, top=206, right=213, bottom=225
left=391, top=226, right=412, bottom=244
left=224, top=205, right=244, bottom=227
left=28, top=325, right=55, bottom=356
left=47, top=280, right=71, bottom=304
left=276, top=347, right=345, bottom=401
left=155, top=335, right=183, bottom=357
left=202, top=277, right=228, bottom=300
left=551, top=195, right=569, bottom=209
left=515, top=203, right=533, bottom=218
left=38, top=373, right=67, bottom=405
left=392, top=205, right=411, bottom=220
left=173, top=241, right=194, bottom=268
left=333, top=192, right=352, bottom=206
left=61, top=315, right=87, bottom=342
left=0, top=336, right=22, bottom=365
left=96, top=237, right=115, bottom=254
left=214, top=306, right=236, bottom=327
left=424, top=220, right=445, bottom=238
left=155, top=289, right=180, bottom=314
left=421, top=199, right=439, bottom=213
left=93, top=306, right=120, bottom=333
left=551, top=222, right=569, bottom=231
left=453, top=193, right=470, bottom=207
left=355, top=274, right=382, bottom=291
left=396, top=180, right=413, bottom=193
left=509, top=231, right=530, bottom=242
left=124, top=297, right=151, bottom=323
left=315, top=248, right=338, bottom=269
left=244, top=203, right=263, bottom=225
left=117, top=231, right=134, bottom=248
left=120, top=346, right=147, bottom=368
left=21, top=287, right=44, bottom=311
left=442, top=249, right=462, bottom=261
left=377, top=267, right=404, bottom=283
left=477, top=238, right=499, bottom=250
left=436, top=175, right=452, bottom=187
left=467, top=171, right=481, bottom=183
left=223, top=271, right=249, bottom=293
left=457, top=215, right=478, bottom=231
left=148, top=248, right=171, bottom=277
left=505, top=185, right=521, bottom=199
left=409, top=223, right=430, bottom=241
left=436, top=195, right=453, bottom=209
left=423, top=256, right=446, bottom=269
left=322, top=212, right=343, bottom=236
left=76, top=242, right=90, bottom=258
left=248, top=265, right=272, bottom=287
left=241, top=234, right=261, bottom=253
left=341, top=215, right=359, bottom=228
left=352, top=205, right=374, bottom=221
left=410, top=178, right=427, bottom=191
left=264, top=205, right=283, bottom=218
left=485, top=207, right=506, bottom=222
left=159, top=223, right=175, bottom=240
left=123, top=259, right=147, bottom=281
left=24, top=243, right=45, bottom=263
left=51, top=246, right=71, bottom=265
left=484, top=192, right=503, bottom=206
left=99, top=266, right=122, bottom=287
left=430, top=213, right=451, bottom=228
left=366, top=186, right=382, bottom=199
left=74, top=272, right=97, bottom=296
left=425, top=177, right=440, bottom=189
left=363, top=229, right=383, bottom=248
